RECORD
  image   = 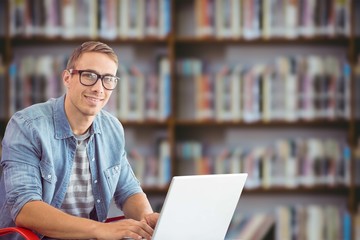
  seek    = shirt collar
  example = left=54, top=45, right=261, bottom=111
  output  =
left=53, top=94, right=102, bottom=139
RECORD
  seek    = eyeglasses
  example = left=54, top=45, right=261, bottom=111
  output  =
left=68, top=69, right=119, bottom=90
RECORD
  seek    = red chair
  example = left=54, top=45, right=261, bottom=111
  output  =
left=0, top=227, right=39, bottom=240
left=0, top=216, right=125, bottom=240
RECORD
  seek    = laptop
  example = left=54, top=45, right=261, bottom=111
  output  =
left=151, top=173, right=248, bottom=240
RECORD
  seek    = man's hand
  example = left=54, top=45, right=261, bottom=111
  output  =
left=142, top=212, right=160, bottom=229
left=97, top=218, right=154, bottom=240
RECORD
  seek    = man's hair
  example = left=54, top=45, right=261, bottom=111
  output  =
left=66, top=41, right=118, bottom=69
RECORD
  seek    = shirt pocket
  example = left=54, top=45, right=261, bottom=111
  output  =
left=39, top=161, right=58, bottom=203
left=39, top=161, right=57, bottom=185
left=104, top=164, right=121, bottom=194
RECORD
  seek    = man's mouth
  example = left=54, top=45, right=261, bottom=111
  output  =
left=86, top=96, right=103, bottom=103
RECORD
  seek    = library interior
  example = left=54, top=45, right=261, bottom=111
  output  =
left=0, top=0, right=360, bottom=239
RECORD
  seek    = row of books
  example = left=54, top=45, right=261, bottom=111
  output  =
left=227, top=204, right=350, bottom=240
left=226, top=212, right=275, bottom=240
left=356, top=1, right=360, bottom=36
left=355, top=137, right=360, bottom=185
left=194, top=0, right=351, bottom=39
left=177, top=55, right=351, bottom=122
left=177, top=137, right=351, bottom=189
left=6, top=54, right=171, bottom=121
left=3, top=53, right=358, bottom=122
left=355, top=215, right=360, bottom=240
left=105, top=57, right=171, bottom=121
left=127, top=139, right=171, bottom=187
left=9, top=0, right=171, bottom=39
left=356, top=56, right=360, bottom=120
left=8, top=55, right=67, bottom=116
left=274, top=204, right=350, bottom=240
left=275, top=205, right=351, bottom=240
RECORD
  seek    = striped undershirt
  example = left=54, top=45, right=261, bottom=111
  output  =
left=60, top=131, right=95, bottom=218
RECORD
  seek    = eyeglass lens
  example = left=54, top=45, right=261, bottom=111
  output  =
left=80, top=71, right=118, bottom=90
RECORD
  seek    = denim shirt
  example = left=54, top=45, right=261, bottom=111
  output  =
left=0, top=95, right=143, bottom=236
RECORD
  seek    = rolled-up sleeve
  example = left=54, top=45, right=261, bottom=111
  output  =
left=1, top=114, right=43, bottom=221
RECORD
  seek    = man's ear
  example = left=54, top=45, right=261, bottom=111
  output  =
left=62, top=70, right=71, bottom=88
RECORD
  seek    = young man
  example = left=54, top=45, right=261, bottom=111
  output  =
left=0, top=41, right=159, bottom=240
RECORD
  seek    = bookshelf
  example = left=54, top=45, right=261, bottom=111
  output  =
left=173, top=1, right=356, bottom=240
left=0, top=0, right=359, bottom=239
left=353, top=0, right=360, bottom=238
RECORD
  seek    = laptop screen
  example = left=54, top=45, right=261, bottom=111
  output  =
left=152, top=173, right=248, bottom=240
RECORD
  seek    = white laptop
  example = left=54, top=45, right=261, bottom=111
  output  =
left=151, top=173, right=248, bottom=240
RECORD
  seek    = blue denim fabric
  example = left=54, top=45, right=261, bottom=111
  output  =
left=0, top=94, right=142, bottom=235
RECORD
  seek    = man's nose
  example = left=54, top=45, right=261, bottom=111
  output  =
left=91, top=78, right=104, bottom=92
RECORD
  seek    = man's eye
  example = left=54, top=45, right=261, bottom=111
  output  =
left=104, top=76, right=116, bottom=83
left=83, top=72, right=97, bottom=80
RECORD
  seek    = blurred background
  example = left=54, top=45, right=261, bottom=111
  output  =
left=0, top=0, right=360, bottom=239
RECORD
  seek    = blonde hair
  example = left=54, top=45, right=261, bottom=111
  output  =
left=66, top=41, right=118, bottom=69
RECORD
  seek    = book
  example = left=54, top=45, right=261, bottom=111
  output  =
left=230, top=0, right=241, bottom=38
left=298, top=0, right=317, bottom=37
left=284, top=0, right=299, bottom=39
left=261, top=66, right=274, bottom=122
left=158, top=0, right=171, bottom=37
left=128, top=66, right=145, bottom=121
left=145, top=0, right=160, bottom=36
left=43, top=0, right=62, bottom=37
left=242, top=0, right=261, bottom=39
left=275, top=206, right=291, bottom=240
left=214, top=0, right=229, bottom=38
left=158, top=57, right=171, bottom=120
left=128, top=149, right=146, bottom=183
left=119, top=0, right=145, bottom=38
left=9, top=0, right=26, bottom=36
left=230, top=64, right=242, bottom=121
left=145, top=74, right=160, bottom=120
left=62, top=0, right=76, bottom=38
left=158, top=139, right=171, bottom=186
left=128, top=0, right=145, bottom=38
left=232, top=213, right=275, bottom=240
left=98, top=0, right=117, bottom=39
left=195, top=0, right=215, bottom=37
left=214, top=66, right=230, bottom=121
left=195, top=74, right=214, bottom=120
left=242, top=66, right=261, bottom=123
left=283, top=57, right=297, bottom=122
left=354, top=211, right=360, bottom=240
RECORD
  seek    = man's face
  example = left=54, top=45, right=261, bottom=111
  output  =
left=63, top=52, right=118, bottom=118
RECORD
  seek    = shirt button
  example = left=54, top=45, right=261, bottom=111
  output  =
left=94, top=180, right=98, bottom=184
left=47, top=175, right=51, bottom=179
left=115, top=166, right=119, bottom=171
left=97, top=199, right=101, bottom=203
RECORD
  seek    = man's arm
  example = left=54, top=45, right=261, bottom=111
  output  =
left=122, top=193, right=159, bottom=228
left=15, top=200, right=154, bottom=240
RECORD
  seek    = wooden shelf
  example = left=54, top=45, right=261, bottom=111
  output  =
left=174, top=119, right=350, bottom=128
left=121, top=120, right=170, bottom=128
left=9, top=36, right=170, bottom=46
left=142, top=184, right=350, bottom=195
left=175, top=36, right=350, bottom=46
left=244, top=185, right=349, bottom=195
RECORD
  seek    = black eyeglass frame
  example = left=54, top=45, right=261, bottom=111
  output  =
left=68, top=69, right=119, bottom=90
